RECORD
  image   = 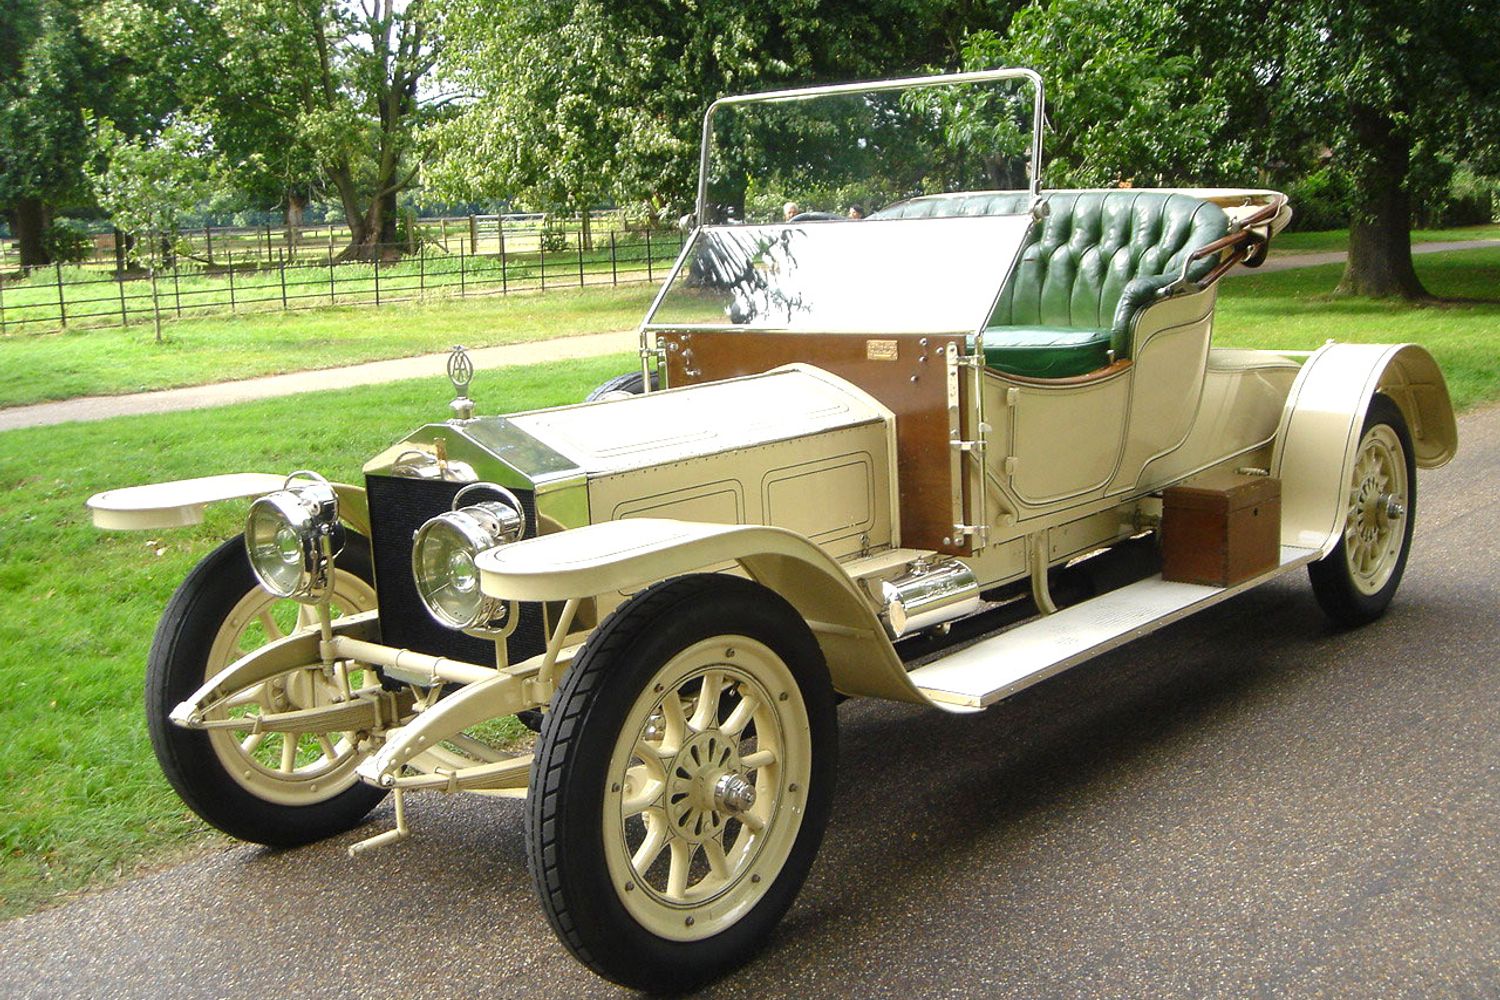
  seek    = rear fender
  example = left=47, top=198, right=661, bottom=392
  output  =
left=87, top=472, right=370, bottom=536
left=1271, top=343, right=1456, bottom=556
left=475, top=518, right=961, bottom=709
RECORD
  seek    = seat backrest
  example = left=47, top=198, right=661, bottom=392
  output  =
left=873, top=190, right=1229, bottom=347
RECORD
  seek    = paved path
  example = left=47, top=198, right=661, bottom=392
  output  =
left=1, top=239, right=1496, bottom=434
left=1, top=404, right=1494, bottom=999
left=0, top=329, right=638, bottom=432
left=1235, top=238, right=1500, bottom=274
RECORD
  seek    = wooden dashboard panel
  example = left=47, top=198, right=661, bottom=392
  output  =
left=657, top=330, right=967, bottom=554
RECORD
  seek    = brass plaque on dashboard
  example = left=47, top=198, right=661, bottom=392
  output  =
left=865, top=339, right=899, bottom=361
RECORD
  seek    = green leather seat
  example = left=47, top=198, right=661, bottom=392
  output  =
left=874, top=191, right=1230, bottom=378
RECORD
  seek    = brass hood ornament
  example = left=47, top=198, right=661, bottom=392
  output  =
left=447, top=345, right=475, bottom=420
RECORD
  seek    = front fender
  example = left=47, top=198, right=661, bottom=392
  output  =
left=87, top=472, right=370, bottom=536
left=1271, top=342, right=1457, bottom=556
left=475, top=518, right=958, bottom=709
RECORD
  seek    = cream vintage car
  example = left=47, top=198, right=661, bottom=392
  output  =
left=88, top=69, right=1457, bottom=990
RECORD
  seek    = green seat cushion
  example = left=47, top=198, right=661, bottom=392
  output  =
left=972, top=327, right=1114, bottom=379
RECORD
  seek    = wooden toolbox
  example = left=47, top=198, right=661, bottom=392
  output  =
left=1161, top=472, right=1281, bottom=587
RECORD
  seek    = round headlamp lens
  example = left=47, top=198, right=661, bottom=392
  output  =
left=244, top=481, right=340, bottom=601
left=412, top=499, right=523, bottom=631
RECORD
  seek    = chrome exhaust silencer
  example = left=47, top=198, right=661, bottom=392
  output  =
left=880, top=559, right=982, bottom=638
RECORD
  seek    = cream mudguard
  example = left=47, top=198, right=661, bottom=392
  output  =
left=474, top=518, right=935, bottom=707
left=1273, top=342, right=1457, bottom=555
left=88, top=473, right=371, bottom=536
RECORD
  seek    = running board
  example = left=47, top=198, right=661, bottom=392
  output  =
left=910, top=546, right=1320, bottom=709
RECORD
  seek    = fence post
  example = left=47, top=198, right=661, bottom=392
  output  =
left=149, top=267, right=163, bottom=343
left=646, top=230, right=653, bottom=281
left=328, top=227, right=335, bottom=263
left=117, top=269, right=128, bottom=326
left=577, top=231, right=585, bottom=287
left=539, top=237, right=546, bottom=291
left=419, top=241, right=426, bottom=300
left=500, top=229, right=508, bottom=294
left=204, top=226, right=213, bottom=265
left=498, top=215, right=506, bottom=261
left=279, top=249, right=288, bottom=309
left=228, top=248, right=236, bottom=313
left=610, top=232, right=618, bottom=286
left=56, top=262, right=67, bottom=328
left=459, top=241, right=466, bottom=297
left=265, top=226, right=274, bottom=265
left=469, top=214, right=478, bottom=254
left=374, top=252, right=381, bottom=306
left=172, top=263, right=182, bottom=317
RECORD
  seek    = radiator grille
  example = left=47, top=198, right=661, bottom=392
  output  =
left=364, top=474, right=548, bottom=668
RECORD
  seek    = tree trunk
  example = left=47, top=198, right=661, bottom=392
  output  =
left=285, top=191, right=308, bottom=252
left=1336, top=108, right=1428, bottom=299
left=10, top=197, right=52, bottom=269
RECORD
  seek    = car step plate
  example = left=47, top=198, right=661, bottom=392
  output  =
left=910, top=546, right=1319, bottom=708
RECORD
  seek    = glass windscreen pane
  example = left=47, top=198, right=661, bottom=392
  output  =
left=703, top=84, right=1036, bottom=226
left=647, top=214, right=1032, bottom=334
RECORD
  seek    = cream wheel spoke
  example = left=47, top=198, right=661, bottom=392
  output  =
left=315, top=734, right=338, bottom=760
left=631, top=809, right=669, bottom=873
left=721, top=691, right=759, bottom=736
left=740, top=748, right=777, bottom=770
left=279, top=734, right=299, bottom=773
left=739, top=806, right=767, bottom=834
left=688, top=670, right=724, bottom=732
left=622, top=764, right=663, bottom=817
left=666, top=839, right=692, bottom=899
left=257, top=609, right=285, bottom=642
left=659, top=691, right=689, bottom=749
left=241, top=731, right=266, bottom=755
left=702, top=836, right=731, bottom=883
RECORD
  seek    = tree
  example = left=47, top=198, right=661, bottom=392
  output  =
left=949, top=2, right=1243, bottom=189
left=160, top=0, right=444, bottom=260
left=1184, top=0, right=1500, bottom=299
left=0, top=0, right=97, bottom=267
left=422, top=0, right=1021, bottom=221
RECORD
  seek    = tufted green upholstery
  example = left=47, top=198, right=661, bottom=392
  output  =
left=873, top=191, right=1230, bottom=377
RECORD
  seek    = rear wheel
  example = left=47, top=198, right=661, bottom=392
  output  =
left=527, top=575, right=837, bottom=991
left=146, top=533, right=388, bottom=846
left=1308, top=394, right=1416, bottom=626
left=584, top=369, right=659, bottom=401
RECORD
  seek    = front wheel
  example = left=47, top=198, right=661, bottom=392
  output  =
left=527, top=575, right=837, bottom=991
left=1307, top=394, right=1417, bottom=625
left=145, top=533, right=389, bottom=846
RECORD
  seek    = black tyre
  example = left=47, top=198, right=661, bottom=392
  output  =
left=1307, top=394, right=1417, bottom=626
left=146, top=533, right=388, bottom=846
left=584, top=368, right=660, bottom=401
left=527, top=575, right=837, bottom=992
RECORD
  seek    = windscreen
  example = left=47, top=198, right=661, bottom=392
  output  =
left=647, top=214, right=1032, bottom=334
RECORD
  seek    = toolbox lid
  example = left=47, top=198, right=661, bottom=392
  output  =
left=1163, top=470, right=1281, bottom=513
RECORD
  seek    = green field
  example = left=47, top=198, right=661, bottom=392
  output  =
left=0, top=285, right=658, bottom=409
left=1273, top=223, right=1500, bottom=254
left=0, top=246, right=1497, bottom=921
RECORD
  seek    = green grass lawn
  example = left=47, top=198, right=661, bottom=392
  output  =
left=1216, top=248, right=1500, bottom=410
left=0, top=284, right=660, bottom=409
left=1, top=248, right=1497, bottom=921
left=1274, top=222, right=1500, bottom=254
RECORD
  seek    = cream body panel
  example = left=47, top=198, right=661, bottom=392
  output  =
left=587, top=423, right=891, bottom=562
left=475, top=518, right=957, bottom=708
left=1134, top=350, right=1300, bottom=490
left=1271, top=343, right=1456, bottom=555
left=509, top=366, right=890, bottom=475
left=1106, top=289, right=1217, bottom=492
left=1006, top=376, right=1131, bottom=504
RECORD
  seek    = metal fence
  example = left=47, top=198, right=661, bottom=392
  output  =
left=0, top=226, right=685, bottom=335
